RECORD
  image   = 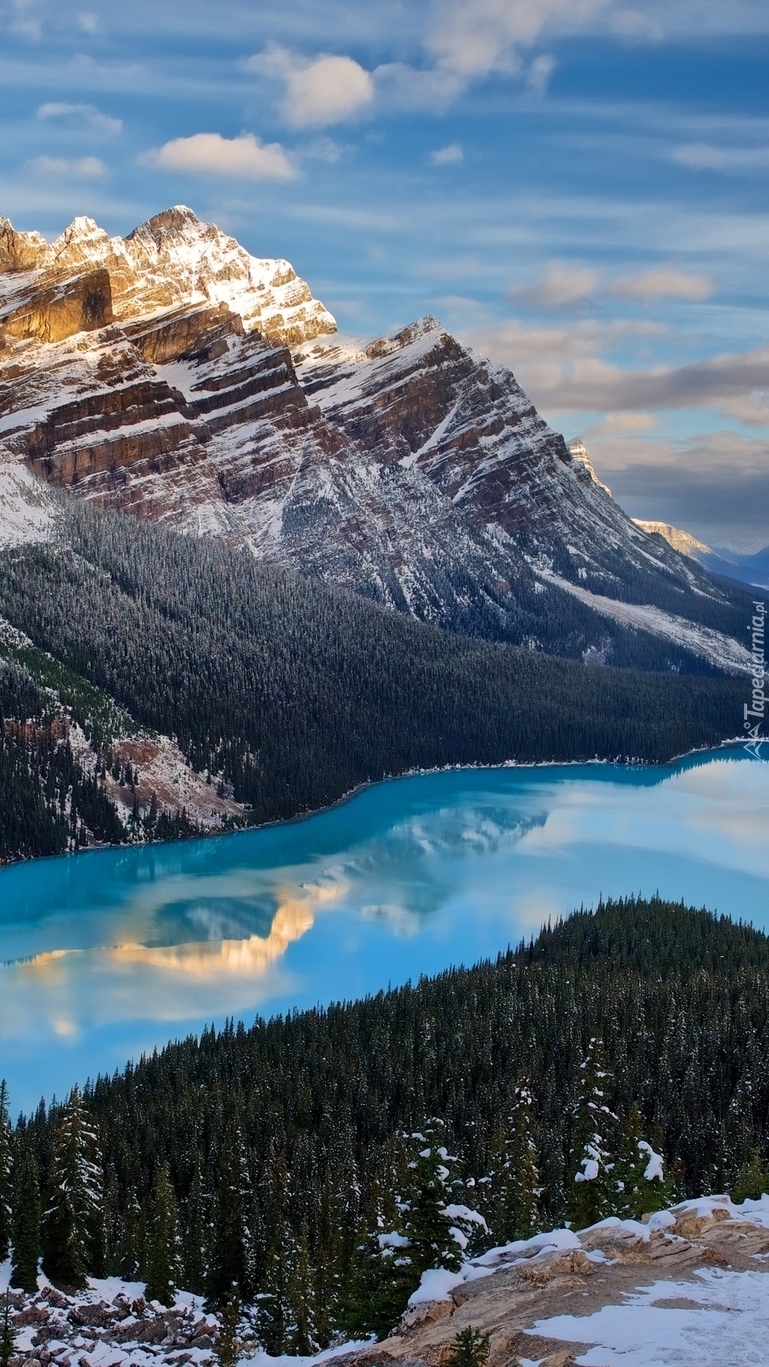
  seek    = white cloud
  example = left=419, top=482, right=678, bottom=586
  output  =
left=77, top=10, right=99, bottom=33
left=610, top=268, right=714, bottom=301
left=466, top=320, right=769, bottom=420
left=584, top=412, right=657, bottom=436
left=425, top=0, right=610, bottom=80
left=430, top=142, right=464, bottom=166
left=142, top=132, right=295, bottom=180
left=609, top=8, right=665, bottom=40
left=37, top=102, right=122, bottom=135
left=672, top=142, right=769, bottom=172
left=248, top=46, right=374, bottom=128
left=9, top=0, right=41, bottom=39
left=28, top=155, right=106, bottom=177
left=526, top=53, right=556, bottom=94
left=511, top=262, right=599, bottom=308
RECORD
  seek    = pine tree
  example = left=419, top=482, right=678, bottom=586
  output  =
left=0, top=1292, right=16, bottom=1367
left=206, top=1119, right=252, bottom=1306
left=43, top=1086, right=103, bottom=1288
left=116, top=1183, right=143, bottom=1281
left=568, top=1039, right=618, bottom=1230
left=11, top=1147, right=41, bottom=1293
left=337, top=1223, right=414, bottom=1342
left=488, top=1085, right=541, bottom=1242
left=145, top=1163, right=180, bottom=1306
left=0, top=1082, right=11, bottom=1262
left=446, top=1326, right=491, bottom=1367
left=615, top=1105, right=671, bottom=1219
left=215, top=1285, right=242, bottom=1367
left=285, top=1231, right=315, bottom=1356
left=731, top=1148, right=769, bottom=1204
left=401, top=1120, right=463, bottom=1275
left=183, top=1157, right=208, bottom=1295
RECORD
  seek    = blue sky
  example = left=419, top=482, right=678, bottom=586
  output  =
left=1, top=0, right=768, bottom=549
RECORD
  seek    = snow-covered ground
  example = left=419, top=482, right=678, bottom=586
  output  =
left=532, top=1265, right=769, bottom=1367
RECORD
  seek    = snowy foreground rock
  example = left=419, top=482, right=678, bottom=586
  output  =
left=0, top=1273, right=220, bottom=1367
left=4, top=1196, right=769, bottom=1367
left=316, top=1196, right=769, bottom=1367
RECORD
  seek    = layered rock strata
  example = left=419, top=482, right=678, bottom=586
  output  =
left=0, top=206, right=745, bottom=666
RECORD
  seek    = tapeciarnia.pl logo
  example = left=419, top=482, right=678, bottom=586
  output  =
left=745, top=599, right=766, bottom=757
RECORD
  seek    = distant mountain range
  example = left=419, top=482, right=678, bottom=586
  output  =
left=634, top=521, right=769, bottom=593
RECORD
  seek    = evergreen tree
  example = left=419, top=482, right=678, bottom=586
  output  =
left=43, top=1086, right=103, bottom=1288
left=0, top=1082, right=11, bottom=1262
left=487, top=1085, right=541, bottom=1242
left=446, top=1326, right=491, bottom=1367
left=116, top=1183, right=143, bottom=1281
left=568, top=1039, right=618, bottom=1229
left=11, top=1147, right=41, bottom=1293
left=401, top=1120, right=464, bottom=1275
left=215, top=1285, right=242, bottom=1367
left=0, top=1292, right=16, bottom=1367
left=285, top=1231, right=315, bottom=1356
left=615, top=1105, right=671, bottom=1219
left=731, top=1148, right=769, bottom=1204
left=337, top=1222, right=414, bottom=1342
left=206, top=1119, right=252, bottom=1307
left=145, top=1163, right=180, bottom=1306
left=183, top=1157, right=208, bottom=1295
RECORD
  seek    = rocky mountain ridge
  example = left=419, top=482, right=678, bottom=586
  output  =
left=0, top=206, right=752, bottom=674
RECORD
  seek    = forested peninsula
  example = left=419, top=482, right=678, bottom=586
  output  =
left=0, top=505, right=745, bottom=864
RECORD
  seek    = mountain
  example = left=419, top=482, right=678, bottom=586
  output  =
left=635, top=520, right=769, bottom=593
left=0, top=205, right=753, bottom=676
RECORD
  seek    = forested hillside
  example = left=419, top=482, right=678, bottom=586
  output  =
left=5, top=898, right=769, bottom=1349
left=0, top=504, right=744, bottom=863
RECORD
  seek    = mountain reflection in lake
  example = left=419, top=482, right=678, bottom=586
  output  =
left=1, top=746, right=767, bottom=1110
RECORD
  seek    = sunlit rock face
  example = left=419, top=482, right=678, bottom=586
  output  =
left=0, top=207, right=736, bottom=652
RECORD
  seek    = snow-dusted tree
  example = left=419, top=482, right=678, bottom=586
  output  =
left=568, top=1038, right=618, bottom=1230
left=488, top=1084, right=542, bottom=1242
left=615, top=1105, right=671, bottom=1218
left=183, top=1157, right=208, bottom=1295
left=145, top=1163, right=180, bottom=1306
left=43, top=1086, right=103, bottom=1288
left=214, top=1285, right=242, bottom=1367
left=11, top=1146, right=41, bottom=1293
left=206, top=1119, right=253, bottom=1307
left=0, top=1082, right=11, bottom=1261
left=400, top=1118, right=468, bottom=1274
left=0, top=1291, right=17, bottom=1367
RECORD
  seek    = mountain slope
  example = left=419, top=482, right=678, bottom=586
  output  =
left=0, top=206, right=753, bottom=676
left=0, top=501, right=745, bottom=861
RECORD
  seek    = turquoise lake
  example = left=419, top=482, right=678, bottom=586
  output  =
left=1, top=743, right=767, bottom=1113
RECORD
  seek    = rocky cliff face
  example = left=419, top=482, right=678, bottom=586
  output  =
left=0, top=206, right=748, bottom=670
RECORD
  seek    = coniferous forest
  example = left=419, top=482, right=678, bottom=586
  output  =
left=3, top=897, right=769, bottom=1350
left=0, top=503, right=746, bottom=862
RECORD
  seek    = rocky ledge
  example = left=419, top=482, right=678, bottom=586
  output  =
left=342, top=1196, right=769, bottom=1367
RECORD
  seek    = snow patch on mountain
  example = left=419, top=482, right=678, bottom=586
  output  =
left=0, top=465, right=55, bottom=547
left=540, top=570, right=753, bottom=674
